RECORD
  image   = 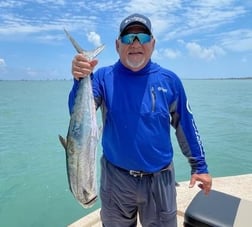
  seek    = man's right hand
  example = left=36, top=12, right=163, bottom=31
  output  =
left=72, top=54, right=98, bottom=80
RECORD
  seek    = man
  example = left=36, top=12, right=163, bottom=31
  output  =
left=69, top=13, right=212, bottom=227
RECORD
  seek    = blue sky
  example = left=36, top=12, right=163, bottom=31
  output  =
left=0, top=0, right=252, bottom=80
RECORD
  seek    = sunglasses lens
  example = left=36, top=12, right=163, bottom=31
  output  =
left=138, top=33, right=151, bottom=44
left=121, top=33, right=151, bottom=45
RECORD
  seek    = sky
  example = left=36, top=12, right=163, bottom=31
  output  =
left=0, top=0, right=252, bottom=80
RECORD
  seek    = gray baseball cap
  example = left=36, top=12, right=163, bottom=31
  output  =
left=119, top=13, right=152, bottom=36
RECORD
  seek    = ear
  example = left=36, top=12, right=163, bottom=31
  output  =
left=115, top=39, right=120, bottom=53
left=150, top=38, right=155, bottom=54
left=151, top=38, right=156, bottom=49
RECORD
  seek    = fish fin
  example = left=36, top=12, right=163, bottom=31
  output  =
left=64, top=28, right=84, bottom=53
left=85, top=44, right=105, bottom=60
left=58, top=134, right=67, bottom=150
left=64, top=28, right=105, bottom=60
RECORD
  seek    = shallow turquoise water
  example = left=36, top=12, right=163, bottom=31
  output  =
left=0, top=79, right=251, bottom=227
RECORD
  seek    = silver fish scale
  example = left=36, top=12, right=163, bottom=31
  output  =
left=59, top=29, right=104, bottom=208
left=67, top=76, right=98, bottom=208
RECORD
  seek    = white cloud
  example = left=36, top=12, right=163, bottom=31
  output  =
left=185, top=42, right=225, bottom=60
left=86, top=31, right=102, bottom=47
left=125, top=0, right=180, bottom=14
left=0, top=58, right=6, bottom=66
left=163, top=48, right=181, bottom=59
left=154, top=48, right=181, bottom=60
left=0, top=0, right=249, bottom=46
left=0, top=58, right=7, bottom=76
left=220, top=29, right=252, bottom=52
left=0, top=1, right=24, bottom=8
left=0, top=0, right=251, bottom=79
left=161, top=0, right=247, bottom=41
left=35, top=0, right=65, bottom=5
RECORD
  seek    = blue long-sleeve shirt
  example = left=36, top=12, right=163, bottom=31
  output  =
left=69, top=60, right=209, bottom=174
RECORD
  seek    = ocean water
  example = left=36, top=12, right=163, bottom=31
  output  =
left=0, top=79, right=251, bottom=227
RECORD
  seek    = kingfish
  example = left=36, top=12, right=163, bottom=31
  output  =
left=59, top=29, right=105, bottom=208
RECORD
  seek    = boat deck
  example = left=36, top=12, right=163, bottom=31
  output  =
left=68, top=174, right=252, bottom=227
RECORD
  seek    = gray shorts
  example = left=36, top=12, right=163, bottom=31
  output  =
left=100, top=156, right=177, bottom=227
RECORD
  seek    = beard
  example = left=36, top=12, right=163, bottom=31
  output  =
left=125, top=56, right=146, bottom=70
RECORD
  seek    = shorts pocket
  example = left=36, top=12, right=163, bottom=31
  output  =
left=100, top=189, right=113, bottom=207
left=159, top=210, right=177, bottom=222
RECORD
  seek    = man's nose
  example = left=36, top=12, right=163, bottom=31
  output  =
left=131, top=37, right=141, bottom=46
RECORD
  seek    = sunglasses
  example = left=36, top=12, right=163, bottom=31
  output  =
left=120, top=33, right=152, bottom=45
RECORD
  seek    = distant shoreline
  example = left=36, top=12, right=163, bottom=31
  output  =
left=0, top=77, right=252, bottom=81
left=184, top=77, right=252, bottom=80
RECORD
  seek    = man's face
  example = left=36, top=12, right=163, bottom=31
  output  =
left=116, top=25, right=155, bottom=72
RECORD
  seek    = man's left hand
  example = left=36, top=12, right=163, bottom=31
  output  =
left=189, top=173, right=212, bottom=195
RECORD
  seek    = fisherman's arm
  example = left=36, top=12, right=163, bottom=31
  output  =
left=170, top=78, right=212, bottom=194
left=72, top=54, right=98, bottom=80
left=68, top=54, right=98, bottom=113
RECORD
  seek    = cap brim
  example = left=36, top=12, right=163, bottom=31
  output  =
left=120, top=23, right=151, bottom=36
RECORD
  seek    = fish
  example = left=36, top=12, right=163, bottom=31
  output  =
left=59, top=29, right=105, bottom=208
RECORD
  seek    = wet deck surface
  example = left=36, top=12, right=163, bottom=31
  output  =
left=68, top=174, right=252, bottom=227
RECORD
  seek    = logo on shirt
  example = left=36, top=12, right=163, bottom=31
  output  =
left=157, top=86, right=168, bottom=93
left=186, top=100, right=193, bottom=114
